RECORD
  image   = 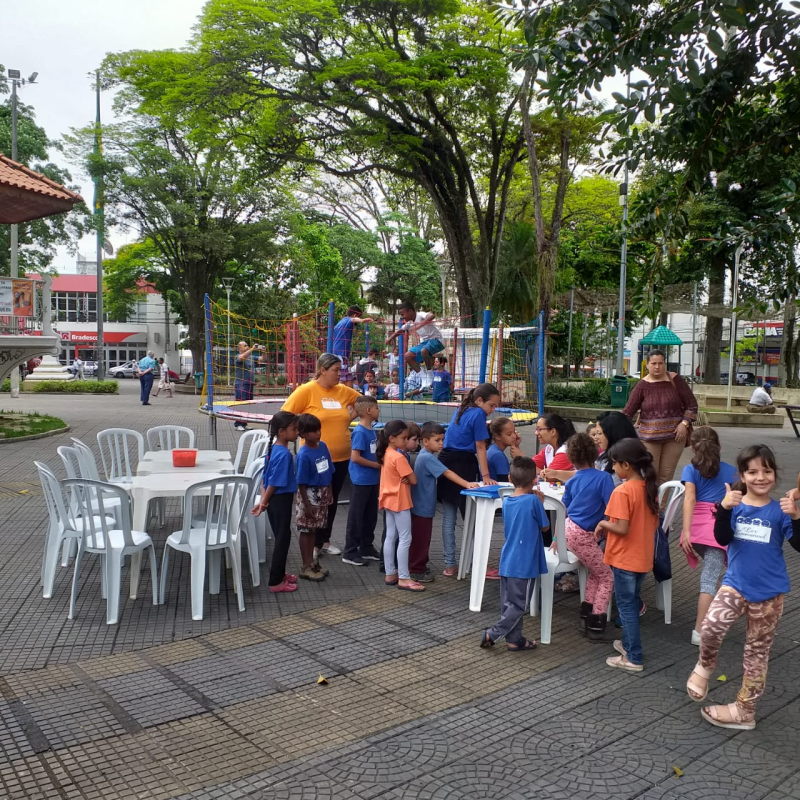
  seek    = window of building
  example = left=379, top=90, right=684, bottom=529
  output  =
left=52, top=292, right=97, bottom=323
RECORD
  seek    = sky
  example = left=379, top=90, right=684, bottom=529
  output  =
left=4, top=0, right=207, bottom=270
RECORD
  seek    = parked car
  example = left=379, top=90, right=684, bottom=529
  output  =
left=69, top=361, right=98, bottom=377
left=108, top=361, right=138, bottom=379
left=719, top=371, right=756, bottom=386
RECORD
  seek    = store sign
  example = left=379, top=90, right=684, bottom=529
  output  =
left=0, top=278, right=34, bottom=316
left=744, top=323, right=783, bottom=338
left=61, top=331, right=148, bottom=344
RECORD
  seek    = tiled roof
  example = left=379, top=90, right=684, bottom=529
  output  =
left=0, top=153, right=84, bottom=224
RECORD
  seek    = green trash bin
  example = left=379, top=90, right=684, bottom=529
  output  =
left=194, top=372, right=204, bottom=392
left=610, top=375, right=629, bottom=408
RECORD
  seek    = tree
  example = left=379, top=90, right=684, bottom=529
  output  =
left=185, top=0, right=528, bottom=320
left=0, top=99, right=88, bottom=275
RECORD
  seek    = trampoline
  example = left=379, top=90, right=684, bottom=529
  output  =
left=201, top=398, right=537, bottom=428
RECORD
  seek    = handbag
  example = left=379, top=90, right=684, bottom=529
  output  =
left=653, top=512, right=672, bottom=582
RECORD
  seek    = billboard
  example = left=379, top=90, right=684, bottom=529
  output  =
left=0, top=278, right=35, bottom=316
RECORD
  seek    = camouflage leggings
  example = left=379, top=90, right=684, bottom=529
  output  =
left=699, top=585, right=784, bottom=713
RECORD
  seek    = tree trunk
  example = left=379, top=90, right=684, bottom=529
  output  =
left=703, top=250, right=726, bottom=385
left=784, top=301, right=800, bottom=389
left=183, top=280, right=208, bottom=380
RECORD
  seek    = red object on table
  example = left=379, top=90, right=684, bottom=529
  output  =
left=172, top=449, right=198, bottom=467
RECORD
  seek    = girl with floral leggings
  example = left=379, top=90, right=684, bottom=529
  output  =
left=686, top=445, right=800, bottom=730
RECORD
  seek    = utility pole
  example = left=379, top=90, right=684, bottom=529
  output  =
left=616, top=75, right=630, bottom=376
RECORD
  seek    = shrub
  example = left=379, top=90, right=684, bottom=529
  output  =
left=0, top=379, right=8, bottom=393
left=24, top=380, right=118, bottom=394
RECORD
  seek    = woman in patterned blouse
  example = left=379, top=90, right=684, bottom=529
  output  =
left=622, top=349, right=698, bottom=485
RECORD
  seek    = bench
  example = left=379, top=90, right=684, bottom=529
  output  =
left=784, top=406, right=800, bottom=438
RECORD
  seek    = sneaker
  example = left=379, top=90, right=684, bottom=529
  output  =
left=299, top=565, right=325, bottom=581
left=485, top=568, right=500, bottom=580
left=442, top=566, right=458, bottom=578
left=284, top=573, right=298, bottom=584
left=342, top=556, right=365, bottom=566
left=233, top=422, right=249, bottom=432
left=360, top=548, right=381, bottom=561
left=269, top=579, right=297, bottom=593
left=321, top=543, right=342, bottom=556
left=411, top=571, right=435, bottom=583
left=691, top=629, right=701, bottom=646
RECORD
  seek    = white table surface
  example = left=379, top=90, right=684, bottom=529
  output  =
left=140, top=450, right=232, bottom=463
left=137, top=459, right=235, bottom=477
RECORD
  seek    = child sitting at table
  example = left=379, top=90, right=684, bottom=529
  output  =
left=486, top=417, right=517, bottom=482
left=479, top=456, right=549, bottom=651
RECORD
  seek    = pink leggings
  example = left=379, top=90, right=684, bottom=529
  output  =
left=565, top=518, right=613, bottom=615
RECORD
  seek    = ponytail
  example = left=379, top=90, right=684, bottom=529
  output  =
left=455, top=382, right=500, bottom=423
left=266, top=411, right=298, bottom=465
left=690, top=426, right=721, bottom=480
left=376, top=419, right=408, bottom=464
left=607, top=437, right=659, bottom=517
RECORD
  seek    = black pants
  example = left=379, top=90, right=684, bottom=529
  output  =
left=267, top=493, right=294, bottom=586
left=343, top=483, right=379, bottom=560
left=139, top=373, right=153, bottom=403
left=317, top=460, right=349, bottom=548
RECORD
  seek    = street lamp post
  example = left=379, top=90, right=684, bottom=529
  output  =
left=221, top=278, right=234, bottom=386
left=7, top=69, right=38, bottom=398
left=726, top=243, right=744, bottom=412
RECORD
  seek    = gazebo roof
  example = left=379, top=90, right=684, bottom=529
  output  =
left=0, top=153, right=84, bottom=224
left=640, top=325, right=684, bottom=346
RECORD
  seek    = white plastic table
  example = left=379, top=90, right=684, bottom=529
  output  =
left=137, top=459, right=235, bottom=476
left=458, top=483, right=566, bottom=612
left=140, top=450, right=231, bottom=463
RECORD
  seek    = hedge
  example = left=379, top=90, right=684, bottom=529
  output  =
left=545, top=377, right=638, bottom=407
left=24, top=380, right=118, bottom=394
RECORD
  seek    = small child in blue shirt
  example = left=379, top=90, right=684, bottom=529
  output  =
left=294, top=414, right=334, bottom=582
left=253, top=411, right=299, bottom=594
left=480, top=455, right=549, bottom=651
left=431, top=355, right=452, bottom=402
left=562, top=433, right=616, bottom=641
left=486, top=417, right=519, bottom=482
left=343, top=395, right=381, bottom=566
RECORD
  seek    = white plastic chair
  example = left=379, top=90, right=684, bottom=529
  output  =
left=71, top=438, right=103, bottom=481
left=63, top=479, right=158, bottom=624
left=654, top=480, right=685, bottom=624
left=232, top=429, right=269, bottom=474
left=530, top=494, right=584, bottom=644
left=160, top=476, right=250, bottom=621
left=242, top=460, right=269, bottom=582
left=146, top=425, right=195, bottom=452
left=96, top=428, right=144, bottom=488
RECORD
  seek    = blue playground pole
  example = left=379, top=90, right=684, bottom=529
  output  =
left=478, top=307, right=491, bottom=384
left=537, top=310, right=546, bottom=417
left=399, top=333, right=405, bottom=401
left=204, top=294, right=217, bottom=448
left=365, top=323, right=370, bottom=359
left=461, top=334, right=466, bottom=390
left=326, top=301, right=335, bottom=353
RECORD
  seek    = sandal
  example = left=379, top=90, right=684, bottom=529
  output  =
left=605, top=655, right=643, bottom=672
left=507, top=639, right=537, bottom=651
left=384, top=574, right=398, bottom=586
left=701, top=702, right=756, bottom=731
left=686, top=663, right=713, bottom=702
left=397, top=580, right=426, bottom=592
left=268, top=579, right=298, bottom=593
left=479, top=630, right=494, bottom=649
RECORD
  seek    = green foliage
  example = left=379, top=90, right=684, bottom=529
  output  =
left=0, top=380, right=8, bottom=392
left=545, top=378, right=638, bottom=407
left=0, top=411, right=68, bottom=440
left=23, top=380, right=118, bottom=394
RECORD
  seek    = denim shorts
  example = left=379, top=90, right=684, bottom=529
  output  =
left=408, top=338, right=444, bottom=363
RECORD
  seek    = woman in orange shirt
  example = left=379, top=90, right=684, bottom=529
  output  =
left=595, top=438, right=659, bottom=672
left=377, top=420, right=423, bottom=593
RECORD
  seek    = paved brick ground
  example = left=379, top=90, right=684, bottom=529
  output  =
left=1, top=382, right=800, bottom=798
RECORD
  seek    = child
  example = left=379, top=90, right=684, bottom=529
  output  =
left=386, top=369, right=400, bottom=400
left=686, top=445, right=800, bottom=730
left=377, top=420, right=423, bottom=592
left=409, top=423, right=480, bottom=582
left=487, top=417, right=517, bottom=482
left=385, top=301, right=444, bottom=373
left=479, top=456, right=550, bottom=651
left=405, top=422, right=421, bottom=462
left=438, top=383, right=501, bottom=576
left=432, top=356, right=452, bottom=402
left=595, top=437, right=659, bottom=671
left=405, top=368, right=423, bottom=399
left=362, top=371, right=382, bottom=397
left=342, top=396, right=381, bottom=566
left=563, top=433, right=615, bottom=641
left=294, top=414, right=333, bottom=581
left=679, top=426, right=738, bottom=645
left=253, top=411, right=300, bottom=594
left=586, top=422, right=602, bottom=451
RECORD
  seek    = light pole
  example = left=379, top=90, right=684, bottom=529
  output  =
left=7, top=68, right=38, bottom=398
left=221, top=277, right=234, bottom=386
left=616, top=74, right=630, bottom=377
left=726, top=243, right=744, bottom=412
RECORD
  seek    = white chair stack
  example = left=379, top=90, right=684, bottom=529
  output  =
left=654, top=480, right=685, bottom=624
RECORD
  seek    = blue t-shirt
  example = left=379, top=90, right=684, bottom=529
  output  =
left=487, top=444, right=509, bottom=481
left=681, top=462, right=739, bottom=504
left=499, top=494, right=550, bottom=579
left=295, top=442, right=334, bottom=488
left=235, top=355, right=256, bottom=383
left=411, top=448, right=448, bottom=518
left=332, top=317, right=355, bottom=360
left=432, top=369, right=452, bottom=402
left=138, top=355, right=157, bottom=373
left=564, top=468, right=616, bottom=532
left=723, top=499, right=793, bottom=603
left=262, top=444, right=297, bottom=494
left=443, top=406, right=490, bottom=453
left=349, top=424, right=379, bottom=485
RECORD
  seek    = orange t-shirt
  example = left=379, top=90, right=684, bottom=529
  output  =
left=603, top=480, right=657, bottom=573
left=379, top=449, right=413, bottom=512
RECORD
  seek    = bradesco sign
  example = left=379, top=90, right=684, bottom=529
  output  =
left=0, top=278, right=35, bottom=316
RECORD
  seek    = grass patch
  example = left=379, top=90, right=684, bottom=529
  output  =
left=0, top=411, right=67, bottom=440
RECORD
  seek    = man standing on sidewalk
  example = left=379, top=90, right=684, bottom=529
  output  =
left=234, top=341, right=268, bottom=431
left=137, top=351, right=157, bottom=406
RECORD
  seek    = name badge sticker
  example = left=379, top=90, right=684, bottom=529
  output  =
left=321, top=398, right=342, bottom=409
left=370, top=440, right=377, bottom=454
left=316, top=457, right=329, bottom=474
left=734, top=517, right=772, bottom=544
